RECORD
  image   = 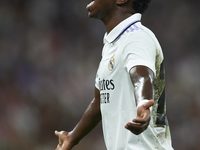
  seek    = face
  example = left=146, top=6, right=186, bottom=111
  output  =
left=86, top=0, right=116, bottom=20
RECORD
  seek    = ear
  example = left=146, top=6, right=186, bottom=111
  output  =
left=116, top=0, right=128, bottom=5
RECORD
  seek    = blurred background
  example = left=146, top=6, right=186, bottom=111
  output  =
left=0, top=0, right=200, bottom=149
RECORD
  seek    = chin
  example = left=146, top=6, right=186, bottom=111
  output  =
left=89, top=11, right=106, bottom=21
left=88, top=12, right=99, bottom=19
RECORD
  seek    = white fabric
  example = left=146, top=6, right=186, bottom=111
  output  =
left=95, top=13, right=173, bottom=150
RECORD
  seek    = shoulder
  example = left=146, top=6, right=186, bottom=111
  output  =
left=129, top=23, right=156, bottom=39
left=120, top=23, right=160, bottom=49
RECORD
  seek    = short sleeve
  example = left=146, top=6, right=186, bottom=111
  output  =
left=122, top=32, right=156, bottom=75
left=95, top=73, right=99, bottom=90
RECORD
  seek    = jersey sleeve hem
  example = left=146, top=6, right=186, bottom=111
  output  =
left=95, top=76, right=100, bottom=90
left=95, top=83, right=99, bottom=90
left=127, top=60, right=156, bottom=76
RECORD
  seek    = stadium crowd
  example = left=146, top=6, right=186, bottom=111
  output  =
left=0, top=0, right=200, bottom=149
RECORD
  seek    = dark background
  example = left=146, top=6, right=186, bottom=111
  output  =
left=0, top=0, right=200, bottom=149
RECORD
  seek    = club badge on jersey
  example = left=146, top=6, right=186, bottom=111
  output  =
left=108, top=54, right=115, bottom=71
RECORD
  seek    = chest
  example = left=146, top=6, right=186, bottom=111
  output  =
left=98, top=42, right=125, bottom=79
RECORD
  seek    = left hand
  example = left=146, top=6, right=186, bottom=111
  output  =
left=55, top=131, right=74, bottom=150
left=125, top=100, right=154, bottom=135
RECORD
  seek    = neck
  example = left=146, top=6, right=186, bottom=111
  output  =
left=102, top=13, right=133, bottom=34
left=100, top=0, right=135, bottom=34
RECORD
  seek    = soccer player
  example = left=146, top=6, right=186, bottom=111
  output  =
left=55, top=0, right=174, bottom=149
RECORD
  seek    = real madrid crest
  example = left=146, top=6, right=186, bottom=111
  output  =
left=108, top=54, right=115, bottom=71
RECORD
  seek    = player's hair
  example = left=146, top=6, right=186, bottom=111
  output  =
left=132, top=0, right=151, bottom=14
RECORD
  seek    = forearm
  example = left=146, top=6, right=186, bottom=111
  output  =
left=69, top=98, right=102, bottom=146
left=125, top=66, right=155, bottom=135
left=129, top=66, right=155, bottom=105
left=134, top=75, right=154, bottom=104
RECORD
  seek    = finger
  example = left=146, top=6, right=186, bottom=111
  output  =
left=126, top=121, right=149, bottom=129
left=132, top=119, right=149, bottom=125
left=55, top=130, right=65, bottom=138
left=56, top=144, right=60, bottom=150
left=125, top=122, right=140, bottom=128
left=125, top=122, right=144, bottom=135
left=55, top=131, right=64, bottom=147
left=55, top=130, right=60, bottom=137
left=125, top=123, right=140, bottom=133
left=62, top=141, right=70, bottom=150
left=125, top=122, right=145, bottom=131
left=133, top=114, right=151, bottom=123
left=143, top=100, right=154, bottom=109
left=125, top=121, right=149, bottom=133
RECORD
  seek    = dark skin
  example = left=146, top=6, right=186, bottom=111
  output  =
left=125, top=66, right=155, bottom=135
left=86, top=0, right=135, bottom=33
left=55, top=66, right=155, bottom=149
left=55, top=88, right=101, bottom=150
left=55, top=0, right=155, bottom=149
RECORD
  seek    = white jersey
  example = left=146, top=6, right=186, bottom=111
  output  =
left=95, top=13, right=173, bottom=150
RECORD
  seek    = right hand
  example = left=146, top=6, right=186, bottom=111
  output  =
left=125, top=100, right=154, bottom=135
left=55, top=130, right=74, bottom=150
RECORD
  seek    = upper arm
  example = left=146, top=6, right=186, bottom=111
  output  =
left=129, top=65, right=155, bottom=104
left=94, top=87, right=100, bottom=106
left=91, top=87, right=101, bottom=119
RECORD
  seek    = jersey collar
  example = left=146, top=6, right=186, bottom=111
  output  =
left=103, top=13, right=142, bottom=44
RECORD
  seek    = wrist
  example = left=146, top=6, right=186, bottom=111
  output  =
left=68, top=131, right=80, bottom=147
